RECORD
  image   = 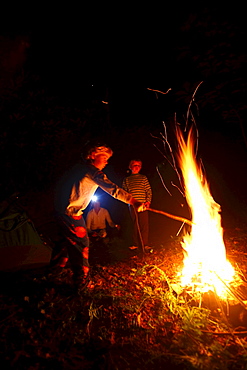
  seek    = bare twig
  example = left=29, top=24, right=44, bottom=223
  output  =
left=201, top=330, right=247, bottom=336
left=213, top=271, right=247, bottom=309
left=148, top=208, right=193, bottom=226
left=185, top=81, right=203, bottom=132
left=176, top=222, right=185, bottom=237
left=156, top=166, right=172, bottom=196
left=147, top=87, right=172, bottom=95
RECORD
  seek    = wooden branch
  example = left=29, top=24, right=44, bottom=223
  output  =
left=147, top=208, right=193, bottom=226
left=201, top=330, right=247, bottom=336
left=147, top=87, right=172, bottom=95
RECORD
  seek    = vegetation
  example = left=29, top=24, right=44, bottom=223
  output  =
left=1, top=231, right=247, bottom=369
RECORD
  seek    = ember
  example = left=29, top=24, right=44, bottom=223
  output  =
left=177, top=128, right=235, bottom=298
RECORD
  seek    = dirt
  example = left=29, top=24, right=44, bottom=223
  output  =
left=1, top=227, right=247, bottom=369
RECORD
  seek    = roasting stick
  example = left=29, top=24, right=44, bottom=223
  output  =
left=147, top=208, right=193, bottom=226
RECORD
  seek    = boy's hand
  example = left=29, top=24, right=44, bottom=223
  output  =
left=130, top=198, right=146, bottom=212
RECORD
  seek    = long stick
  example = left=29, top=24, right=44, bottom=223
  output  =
left=147, top=208, right=193, bottom=226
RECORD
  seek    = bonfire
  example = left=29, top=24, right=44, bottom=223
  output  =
left=176, top=127, right=235, bottom=299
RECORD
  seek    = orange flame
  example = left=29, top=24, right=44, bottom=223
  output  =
left=177, top=128, right=235, bottom=297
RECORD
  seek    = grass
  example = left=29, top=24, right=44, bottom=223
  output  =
left=1, top=230, right=247, bottom=369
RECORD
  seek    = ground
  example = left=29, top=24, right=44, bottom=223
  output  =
left=1, top=226, right=247, bottom=369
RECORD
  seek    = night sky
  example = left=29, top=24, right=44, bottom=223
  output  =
left=1, top=6, right=247, bottom=240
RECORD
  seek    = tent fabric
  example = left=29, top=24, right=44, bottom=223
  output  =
left=0, top=200, right=52, bottom=272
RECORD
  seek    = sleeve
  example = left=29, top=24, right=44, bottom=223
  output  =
left=122, top=177, right=128, bottom=192
left=104, top=209, right=115, bottom=228
left=144, top=176, right=152, bottom=203
left=86, top=211, right=93, bottom=231
left=92, top=170, right=133, bottom=204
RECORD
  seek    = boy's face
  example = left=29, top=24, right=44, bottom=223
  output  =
left=130, top=161, right=142, bottom=174
left=93, top=201, right=100, bottom=211
left=92, top=154, right=109, bottom=170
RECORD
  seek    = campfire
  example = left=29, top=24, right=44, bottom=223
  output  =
left=176, top=128, right=235, bottom=299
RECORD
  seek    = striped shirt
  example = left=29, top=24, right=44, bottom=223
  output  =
left=122, top=174, right=152, bottom=203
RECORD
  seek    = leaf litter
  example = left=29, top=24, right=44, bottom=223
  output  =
left=1, top=229, right=247, bottom=369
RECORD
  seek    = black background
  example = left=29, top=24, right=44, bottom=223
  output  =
left=1, top=5, right=247, bottom=244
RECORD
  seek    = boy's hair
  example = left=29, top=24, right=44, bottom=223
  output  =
left=129, top=159, right=142, bottom=169
left=83, top=143, right=113, bottom=161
